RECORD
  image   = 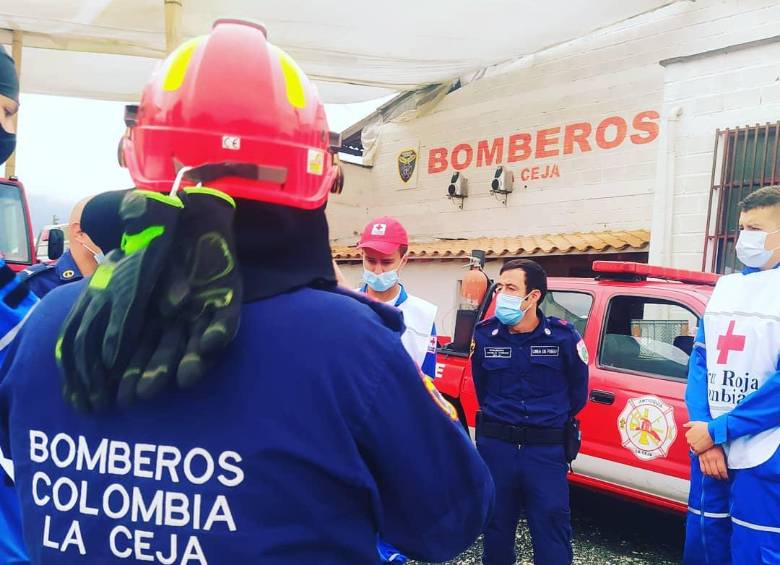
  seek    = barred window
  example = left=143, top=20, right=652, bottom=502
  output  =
left=704, top=123, right=780, bottom=274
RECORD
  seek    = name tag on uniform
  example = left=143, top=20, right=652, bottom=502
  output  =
left=530, top=345, right=559, bottom=357
left=484, top=347, right=511, bottom=358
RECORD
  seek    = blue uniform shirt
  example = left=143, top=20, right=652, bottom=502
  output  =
left=0, top=259, right=38, bottom=366
left=0, top=259, right=37, bottom=564
left=20, top=251, right=82, bottom=299
left=0, top=281, right=494, bottom=564
left=471, top=311, right=589, bottom=428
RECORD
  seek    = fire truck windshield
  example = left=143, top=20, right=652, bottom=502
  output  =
left=0, top=183, right=31, bottom=263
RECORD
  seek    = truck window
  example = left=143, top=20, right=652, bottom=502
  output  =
left=0, top=186, right=30, bottom=264
left=599, top=295, right=699, bottom=381
left=542, top=291, right=593, bottom=335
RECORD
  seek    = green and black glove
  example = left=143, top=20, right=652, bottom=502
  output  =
left=116, top=187, right=243, bottom=405
left=56, top=190, right=183, bottom=412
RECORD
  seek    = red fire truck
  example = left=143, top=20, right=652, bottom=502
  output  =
left=0, top=177, right=36, bottom=272
left=435, top=261, right=719, bottom=513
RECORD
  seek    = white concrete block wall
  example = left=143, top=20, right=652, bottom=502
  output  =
left=326, top=162, right=374, bottom=242
left=663, top=38, right=780, bottom=270
left=326, top=0, right=780, bottom=274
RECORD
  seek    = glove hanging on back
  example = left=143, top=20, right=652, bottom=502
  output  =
left=117, top=187, right=243, bottom=405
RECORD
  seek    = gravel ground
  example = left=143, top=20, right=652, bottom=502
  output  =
left=411, top=487, right=684, bottom=565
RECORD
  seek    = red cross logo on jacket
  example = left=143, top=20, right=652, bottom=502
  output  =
left=716, top=320, right=746, bottom=365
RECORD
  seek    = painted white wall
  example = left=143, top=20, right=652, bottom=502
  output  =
left=326, top=162, right=374, bottom=241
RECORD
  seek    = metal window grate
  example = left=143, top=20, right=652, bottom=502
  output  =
left=631, top=320, right=689, bottom=345
left=704, top=122, right=780, bottom=274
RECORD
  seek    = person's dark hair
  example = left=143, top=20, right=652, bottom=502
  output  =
left=399, top=245, right=409, bottom=257
left=740, top=186, right=780, bottom=212
left=500, top=259, right=547, bottom=301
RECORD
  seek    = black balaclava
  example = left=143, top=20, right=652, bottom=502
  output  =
left=80, top=189, right=132, bottom=252
left=234, top=199, right=336, bottom=302
left=0, top=48, right=19, bottom=165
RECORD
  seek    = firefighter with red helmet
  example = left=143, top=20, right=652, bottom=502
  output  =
left=0, top=20, right=494, bottom=564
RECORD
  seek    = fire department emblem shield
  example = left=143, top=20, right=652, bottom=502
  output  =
left=618, top=395, right=677, bottom=461
left=397, top=149, right=418, bottom=183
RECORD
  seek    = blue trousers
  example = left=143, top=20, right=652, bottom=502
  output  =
left=477, top=436, right=571, bottom=565
left=730, top=447, right=780, bottom=565
left=684, top=454, right=732, bottom=565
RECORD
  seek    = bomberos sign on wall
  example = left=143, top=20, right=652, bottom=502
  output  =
left=427, top=110, right=659, bottom=181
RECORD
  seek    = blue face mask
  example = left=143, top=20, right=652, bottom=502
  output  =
left=495, top=292, right=532, bottom=327
left=363, top=269, right=399, bottom=292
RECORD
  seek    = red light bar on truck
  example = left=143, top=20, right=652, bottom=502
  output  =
left=592, top=261, right=720, bottom=286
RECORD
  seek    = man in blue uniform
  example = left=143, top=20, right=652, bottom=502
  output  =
left=473, top=259, right=588, bottom=565
left=0, top=52, right=123, bottom=565
left=0, top=45, right=32, bottom=564
left=0, top=20, right=494, bottom=564
left=0, top=45, right=28, bottom=367
left=684, top=186, right=780, bottom=565
left=23, top=190, right=127, bottom=298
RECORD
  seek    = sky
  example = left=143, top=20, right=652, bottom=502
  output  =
left=5, top=93, right=388, bottom=234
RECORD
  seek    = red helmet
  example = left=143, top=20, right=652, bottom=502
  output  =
left=121, top=19, right=340, bottom=209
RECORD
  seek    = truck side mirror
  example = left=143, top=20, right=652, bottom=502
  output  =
left=47, top=228, right=65, bottom=261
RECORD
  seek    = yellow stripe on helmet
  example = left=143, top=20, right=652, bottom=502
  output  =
left=270, top=45, right=306, bottom=109
left=163, top=36, right=207, bottom=92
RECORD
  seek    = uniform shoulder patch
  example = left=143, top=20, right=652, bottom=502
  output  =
left=422, top=374, right=459, bottom=422
left=576, top=339, right=589, bottom=364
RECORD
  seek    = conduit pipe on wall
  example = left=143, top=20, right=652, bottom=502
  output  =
left=649, top=105, right=683, bottom=266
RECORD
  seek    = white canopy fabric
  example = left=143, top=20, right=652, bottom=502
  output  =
left=1, top=0, right=678, bottom=104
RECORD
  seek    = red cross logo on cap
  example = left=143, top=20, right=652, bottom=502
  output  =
left=716, top=320, right=746, bottom=365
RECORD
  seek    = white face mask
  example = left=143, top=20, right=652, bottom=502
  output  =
left=736, top=229, right=780, bottom=268
left=81, top=242, right=105, bottom=264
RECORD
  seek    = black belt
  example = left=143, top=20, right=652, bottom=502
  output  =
left=476, top=412, right=564, bottom=445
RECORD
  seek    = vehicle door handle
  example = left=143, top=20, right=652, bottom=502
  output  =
left=590, top=390, right=615, bottom=405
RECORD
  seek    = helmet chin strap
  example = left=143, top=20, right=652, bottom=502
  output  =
left=170, top=162, right=290, bottom=196
left=170, top=166, right=193, bottom=196
left=170, top=161, right=341, bottom=196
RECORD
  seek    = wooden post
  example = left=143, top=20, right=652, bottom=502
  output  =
left=4, top=29, right=22, bottom=178
left=164, top=0, right=183, bottom=55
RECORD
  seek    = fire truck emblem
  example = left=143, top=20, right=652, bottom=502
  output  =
left=618, top=395, right=677, bottom=461
left=397, top=149, right=418, bottom=183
